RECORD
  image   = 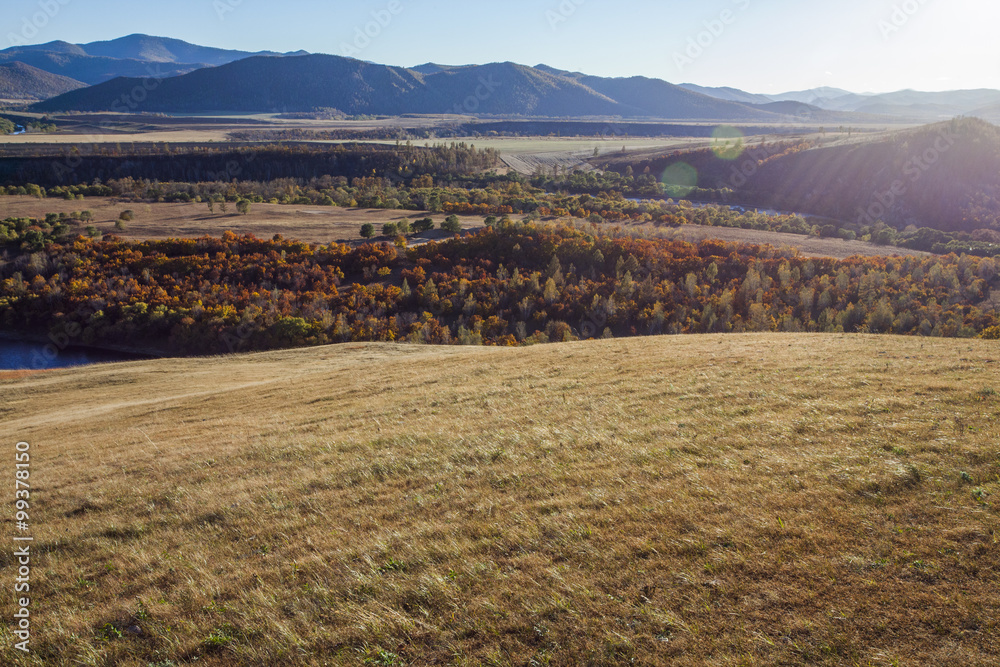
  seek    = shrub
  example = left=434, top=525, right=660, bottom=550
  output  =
left=119, top=210, right=134, bottom=222
left=413, top=218, right=434, bottom=232
left=441, top=215, right=462, bottom=233
left=360, top=223, right=376, bottom=239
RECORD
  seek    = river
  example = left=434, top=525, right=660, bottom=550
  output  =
left=0, top=338, right=147, bottom=370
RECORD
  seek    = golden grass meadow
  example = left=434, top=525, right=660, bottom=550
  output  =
left=1, top=333, right=999, bottom=665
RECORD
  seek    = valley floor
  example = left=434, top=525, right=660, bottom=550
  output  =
left=2, top=334, right=998, bottom=665
left=0, top=195, right=928, bottom=259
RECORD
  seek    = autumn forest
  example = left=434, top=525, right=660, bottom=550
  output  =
left=2, top=221, right=998, bottom=357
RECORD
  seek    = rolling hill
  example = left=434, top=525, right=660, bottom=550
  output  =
left=603, top=117, right=1000, bottom=233
left=4, top=333, right=998, bottom=664
left=730, top=118, right=1000, bottom=231
left=32, top=54, right=787, bottom=119
left=0, top=61, right=85, bottom=100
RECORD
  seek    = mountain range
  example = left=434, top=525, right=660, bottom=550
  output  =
left=32, top=54, right=809, bottom=120
left=3, top=34, right=1000, bottom=124
left=680, top=84, right=1000, bottom=123
left=0, top=34, right=306, bottom=85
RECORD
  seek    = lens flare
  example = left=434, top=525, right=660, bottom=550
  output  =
left=711, top=126, right=745, bottom=161
left=661, top=162, right=698, bottom=197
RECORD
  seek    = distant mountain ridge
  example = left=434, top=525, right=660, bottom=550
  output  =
left=684, top=83, right=1000, bottom=122
left=678, top=83, right=773, bottom=106
left=78, top=34, right=308, bottom=65
left=0, top=49, right=202, bottom=86
left=34, top=54, right=795, bottom=120
left=0, top=34, right=307, bottom=86
left=10, top=34, right=1000, bottom=121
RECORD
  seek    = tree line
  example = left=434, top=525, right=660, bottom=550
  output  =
left=1, top=221, right=997, bottom=356
left=0, top=142, right=501, bottom=188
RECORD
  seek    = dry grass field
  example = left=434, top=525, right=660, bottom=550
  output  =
left=1, top=195, right=929, bottom=258
left=0, top=196, right=485, bottom=243
left=0, top=113, right=470, bottom=145
left=664, top=224, right=930, bottom=260
left=1, top=333, right=998, bottom=665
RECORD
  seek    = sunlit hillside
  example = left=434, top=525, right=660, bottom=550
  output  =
left=605, top=118, right=1000, bottom=236
left=3, top=334, right=998, bottom=665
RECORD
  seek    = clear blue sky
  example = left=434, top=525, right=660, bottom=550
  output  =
left=5, top=0, right=997, bottom=94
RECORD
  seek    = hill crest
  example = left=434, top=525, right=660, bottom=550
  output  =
left=0, top=61, right=86, bottom=100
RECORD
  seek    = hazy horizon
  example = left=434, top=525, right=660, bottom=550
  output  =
left=4, top=0, right=997, bottom=95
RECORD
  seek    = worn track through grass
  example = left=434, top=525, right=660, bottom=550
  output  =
left=1, top=334, right=998, bottom=665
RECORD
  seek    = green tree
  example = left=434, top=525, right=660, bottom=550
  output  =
left=236, top=199, right=252, bottom=216
left=360, top=223, right=376, bottom=239
left=441, top=215, right=462, bottom=233
left=382, top=222, right=398, bottom=237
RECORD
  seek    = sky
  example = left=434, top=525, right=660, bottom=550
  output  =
left=4, top=0, right=999, bottom=94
